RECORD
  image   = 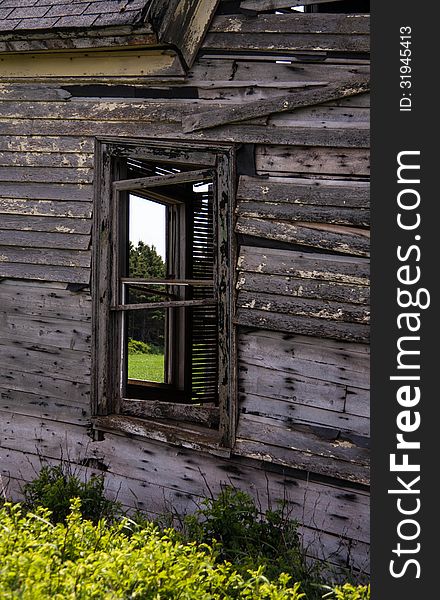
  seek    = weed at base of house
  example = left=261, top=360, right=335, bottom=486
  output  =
left=23, top=464, right=121, bottom=525
left=7, top=467, right=370, bottom=599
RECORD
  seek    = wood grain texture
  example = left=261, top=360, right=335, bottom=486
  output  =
left=256, top=145, right=370, bottom=176
left=0, top=367, right=90, bottom=406
left=240, top=0, right=348, bottom=10
left=210, top=14, right=370, bottom=35
left=236, top=217, right=370, bottom=256
left=237, top=272, right=369, bottom=305
left=236, top=308, right=369, bottom=341
left=0, top=312, right=91, bottom=352
left=238, top=246, right=369, bottom=284
left=0, top=340, right=91, bottom=384
left=0, top=281, right=91, bottom=322
left=0, top=229, right=90, bottom=250
left=0, top=198, right=92, bottom=218
left=0, top=215, right=91, bottom=234
left=237, top=289, right=369, bottom=324
left=0, top=247, right=91, bottom=268
left=203, top=32, right=369, bottom=53
left=0, top=262, right=90, bottom=284
left=237, top=176, right=370, bottom=207
left=240, top=392, right=369, bottom=437
left=183, top=79, right=369, bottom=132
left=237, top=200, right=369, bottom=226
left=0, top=182, right=92, bottom=202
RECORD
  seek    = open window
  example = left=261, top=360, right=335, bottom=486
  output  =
left=92, top=141, right=235, bottom=448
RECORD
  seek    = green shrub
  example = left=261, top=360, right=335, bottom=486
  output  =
left=323, top=584, right=370, bottom=600
left=128, top=338, right=151, bottom=354
left=23, top=464, right=121, bottom=525
left=182, top=486, right=323, bottom=598
left=0, top=500, right=305, bottom=600
left=128, top=338, right=163, bottom=355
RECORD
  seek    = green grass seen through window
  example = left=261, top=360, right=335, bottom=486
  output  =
left=128, top=353, right=165, bottom=383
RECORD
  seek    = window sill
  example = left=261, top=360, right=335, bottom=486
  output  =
left=92, top=415, right=231, bottom=458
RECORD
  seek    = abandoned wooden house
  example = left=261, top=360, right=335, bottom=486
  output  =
left=0, top=0, right=370, bottom=574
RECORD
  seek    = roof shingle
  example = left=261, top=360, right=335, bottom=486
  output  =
left=0, top=0, right=151, bottom=32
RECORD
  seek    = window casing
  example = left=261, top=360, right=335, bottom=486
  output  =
left=92, top=140, right=236, bottom=448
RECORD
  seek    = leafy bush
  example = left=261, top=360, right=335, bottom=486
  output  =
left=128, top=338, right=163, bottom=355
left=323, top=584, right=370, bottom=600
left=0, top=500, right=305, bottom=600
left=23, top=465, right=121, bottom=525
left=128, top=338, right=151, bottom=354
left=183, top=486, right=323, bottom=598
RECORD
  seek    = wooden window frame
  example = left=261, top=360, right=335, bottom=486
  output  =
left=91, top=138, right=237, bottom=450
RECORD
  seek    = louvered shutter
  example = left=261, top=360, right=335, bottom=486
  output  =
left=189, top=183, right=218, bottom=405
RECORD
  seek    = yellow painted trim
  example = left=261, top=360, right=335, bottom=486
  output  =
left=0, top=48, right=181, bottom=78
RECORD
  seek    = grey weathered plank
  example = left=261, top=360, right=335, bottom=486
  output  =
left=236, top=218, right=370, bottom=256
left=325, top=93, right=370, bottom=108
left=0, top=198, right=92, bottom=218
left=237, top=176, right=370, bottom=208
left=0, top=412, right=93, bottom=461
left=203, top=123, right=369, bottom=147
left=237, top=200, right=369, bottom=226
left=0, top=262, right=90, bottom=284
left=299, top=526, right=370, bottom=573
left=0, top=215, right=91, bottom=234
left=239, top=328, right=370, bottom=369
left=203, top=32, right=369, bottom=53
left=238, top=246, right=370, bottom=284
left=121, top=399, right=219, bottom=428
left=240, top=0, right=347, bottom=10
left=270, top=105, right=369, bottom=125
left=236, top=308, right=369, bottom=342
left=256, top=145, right=370, bottom=176
left=238, top=289, right=369, bottom=324
left=0, top=99, right=230, bottom=122
left=237, top=272, right=369, bottom=305
left=239, top=361, right=347, bottom=411
left=243, top=124, right=369, bottom=147
left=0, top=247, right=91, bottom=268
left=237, top=413, right=369, bottom=462
left=0, top=367, right=90, bottom=404
left=0, top=282, right=91, bottom=321
left=183, top=79, right=369, bottom=132
left=0, top=167, right=93, bottom=184
left=0, top=182, right=93, bottom=202
left=0, top=152, right=94, bottom=168
left=0, top=119, right=368, bottom=148
left=345, top=386, right=369, bottom=418
left=0, top=135, right=94, bottom=153
left=189, top=57, right=369, bottom=86
left=0, top=389, right=88, bottom=425
left=238, top=331, right=370, bottom=386
left=0, top=313, right=91, bottom=352
left=211, top=14, right=370, bottom=35
left=240, top=392, right=370, bottom=436
left=0, top=230, right=90, bottom=250
left=0, top=84, right=72, bottom=102
left=234, top=436, right=369, bottom=485
left=0, top=340, right=91, bottom=384
left=93, top=415, right=223, bottom=454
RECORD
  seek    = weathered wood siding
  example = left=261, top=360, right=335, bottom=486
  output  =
left=0, top=1, right=370, bottom=573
